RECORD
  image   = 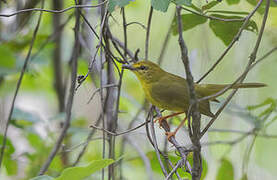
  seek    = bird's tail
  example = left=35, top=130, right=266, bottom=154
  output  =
left=196, top=83, right=266, bottom=100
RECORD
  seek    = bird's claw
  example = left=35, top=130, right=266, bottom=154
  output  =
left=154, top=117, right=166, bottom=128
left=165, top=131, right=176, bottom=141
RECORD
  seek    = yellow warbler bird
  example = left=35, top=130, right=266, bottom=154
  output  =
left=123, top=60, right=266, bottom=138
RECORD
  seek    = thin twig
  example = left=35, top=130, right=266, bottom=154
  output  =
left=126, top=21, right=146, bottom=29
left=197, top=46, right=276, bottom=104
left=242, top=134, right=257, bottom=175
left=200, top=0, right=270, bottom=138
left=75, top=10, right=123, bottom=91
left=87, top=83, right=118, bottom=104
left=90, top=120, right=150, bottom=136
left=197, top=0, right=264, bottom=83
left=72, top=114, right=102, bottom=166
left=181, top=6, right=245, bottom=22
left=149, top=108, right=169, bottom=177
left=0, top=0, right=44, bottom=170
left=145, top=108, right=183, bottom=179
left=166, top=160, right=183, bottom=180
left=0, top=1, right=107, bottom=17
left=145, top=7, right=153, bottom=60
left=109, top=34, right=134, bottom=60
left=106, top=28, right=127, bottom=63
left=122, top=8, right=127, bottom=59
left=62, top=136, right=104, bottom=153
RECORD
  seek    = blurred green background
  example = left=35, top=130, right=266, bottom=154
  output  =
left=0, top=0, right=277, bottom=179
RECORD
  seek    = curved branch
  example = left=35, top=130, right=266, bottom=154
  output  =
left=0, top=1, right=107, bottom=17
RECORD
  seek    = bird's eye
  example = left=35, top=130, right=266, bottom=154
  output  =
left=140, top=65, right=147, bottom=70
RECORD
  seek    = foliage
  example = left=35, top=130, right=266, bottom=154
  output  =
left=216, top=158, right=234, bottom=180
left=30, top=159, right=114, bottom=180
left=0, top=0, right=276, bottom=179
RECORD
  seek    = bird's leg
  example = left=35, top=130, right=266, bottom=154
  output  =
left=154, top=112, right=184, bottom=127
left=165, top=116, right=187, bottom=140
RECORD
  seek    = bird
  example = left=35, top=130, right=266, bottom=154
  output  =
left=122, top=60, right=266, bottom=139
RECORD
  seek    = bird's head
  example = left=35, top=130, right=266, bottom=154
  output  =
left=122, top=60, right=164, bottom=83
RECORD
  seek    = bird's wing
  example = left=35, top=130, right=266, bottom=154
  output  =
left=150, top=74, right=215, bottom=117
left=150, top=75, right=190, bottom=111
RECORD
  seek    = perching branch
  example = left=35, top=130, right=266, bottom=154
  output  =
left=176, top=5, right=202, bottom=180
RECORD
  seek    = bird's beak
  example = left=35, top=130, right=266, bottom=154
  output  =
left=122, top=64, right=136, bottom=71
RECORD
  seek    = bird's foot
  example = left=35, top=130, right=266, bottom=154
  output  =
left=165, top=131, right=176, bottom=141
left=154, top=116, right=167, bottom=127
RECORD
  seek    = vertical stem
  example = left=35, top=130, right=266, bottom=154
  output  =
left=118, top=7, right=128, bottom=179
left=122, top=8, right=127, bottom=59
left=145, top=6, right=153, bottom=60
left=104, top=29, right=117, bottom=180
left=98, top=2, right=108, bottom=179
left=176, top=6, right=202, bottom=180
left=52, top=0, right=67, bottom=166
left=52, top=0, right=65, bottom=112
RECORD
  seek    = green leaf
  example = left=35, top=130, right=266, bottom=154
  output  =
left=247, top=98, right=276, bottom=111
left=216, top=158, right=234, bottom=180
left=191, top=4, right=202, bottom=12
left=209, top=14, right=258, bottom=46
left=54, top=159, right=114, bottom=180
left=11, top=107, right=41, bottom=128
left=201, top=157, right=208, bottom=180
left=174, top=0, right=192, bottom=6
left=27, top=133, right=45, bottom=150
left=258, top=105, right=275, bottom=118
left=226, top=0, right=240, bottom=5
left=202, top=1, right=220, bottom=11
left=108, top=0, right=133, bottom=12
left=4, top=158, right=18, bottom=175
left=4, top=34, right=51, bottom=53
left=0, top=45, right=16, bottom=76
left=0, top=46, right=15, bottom=68
left=172, top=14, right=208, bottom=35
left=151, top=0, right=170, bottom=12
left=0, top=135, right=15, bottom=155
left=30, top=175, right=54, bottom=180
left=0, top=135, right=17, bottom=175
